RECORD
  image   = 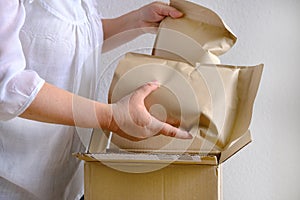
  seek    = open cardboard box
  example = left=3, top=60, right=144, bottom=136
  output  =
left=75, top=127, right=252, bottom=200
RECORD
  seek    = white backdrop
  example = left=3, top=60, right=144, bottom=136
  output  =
left=96, top=0, right=300, bottom=199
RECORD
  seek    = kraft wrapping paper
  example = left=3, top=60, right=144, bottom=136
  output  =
left=153, top=0, right=237, bottom=65
left=107, top=0, right=263, bottom=153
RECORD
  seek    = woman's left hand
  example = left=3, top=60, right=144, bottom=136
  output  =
left=137, top=2, right=183, bottom=30
left=102, top=1, right=183, bottom=49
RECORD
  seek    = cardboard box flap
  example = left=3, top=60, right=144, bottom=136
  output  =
left=74, top=153, right=96, bottom=162
left=85, top=128, right=251, bottom=164
left=153, top=0, right=237, bottom=65
left=87, top=128, right=110, bottom=153
left=219, top=130, right=252, bottom=163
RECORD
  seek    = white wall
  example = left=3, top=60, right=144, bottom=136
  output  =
left=97, top=0, right=300, bottom=199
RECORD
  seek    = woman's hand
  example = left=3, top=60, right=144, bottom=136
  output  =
left=137, top=1, right=183, bottom=31
left=108, top=81, right=192, bottom=141
left=102, top=1, right=183, bottom=40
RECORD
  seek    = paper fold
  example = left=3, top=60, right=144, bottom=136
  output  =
left=152, top=0, right=237, bottom=65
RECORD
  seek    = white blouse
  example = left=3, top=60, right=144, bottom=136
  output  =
left=0, top=0, right=103, bottom=199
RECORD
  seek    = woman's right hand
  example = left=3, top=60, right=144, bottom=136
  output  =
left=108, top=81, right=193, bottom=141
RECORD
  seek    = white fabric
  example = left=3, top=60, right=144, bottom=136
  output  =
left=0, top=1, right=45, bottom=120
left=0, top=0, right=103, bottom=199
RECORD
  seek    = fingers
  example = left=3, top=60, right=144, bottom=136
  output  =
left=149, top=116, right=193, bottom=139
left=161, top=123, right=192, bottom=139
left=154, top=2, right=183, bottom=19
left=135, top=81, right=160, bottom=99
left=138, top=2, right=183, bottom=32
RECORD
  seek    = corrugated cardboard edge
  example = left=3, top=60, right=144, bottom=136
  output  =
left=74, top=152, right=218, bottom=165
left=219, top=130, right=252, bottom=163
left=218, top=164, right=223, bottom=200
left=87, top=129, right=110, bottom=153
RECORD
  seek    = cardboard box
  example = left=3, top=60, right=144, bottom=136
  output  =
left=75, top=128, right=252, bottom=200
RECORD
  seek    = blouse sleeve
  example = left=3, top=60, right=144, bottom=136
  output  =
left=0, top=1, right=45, bottom=121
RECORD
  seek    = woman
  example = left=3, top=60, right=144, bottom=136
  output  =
left=0, top=0, right=191, bottom=199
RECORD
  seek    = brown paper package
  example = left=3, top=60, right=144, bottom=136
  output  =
left=107, top=0, right=263, bottom=154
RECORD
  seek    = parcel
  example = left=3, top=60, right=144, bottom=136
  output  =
left=76, top=0, right=264, bottom=199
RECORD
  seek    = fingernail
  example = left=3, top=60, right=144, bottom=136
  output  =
left=179, top=130, right=193, bottom=139
left=186, top=132, right=193, bottom=139
left=150, top=80, right=160, bottom=87
left=170, top=10, right=184, bottom=18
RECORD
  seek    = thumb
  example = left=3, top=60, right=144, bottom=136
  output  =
left=157, top=3, right=183, bottom=18
left=136, top=81, right=160, bottom=99
left=169, top=9, right=184, bottom=18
